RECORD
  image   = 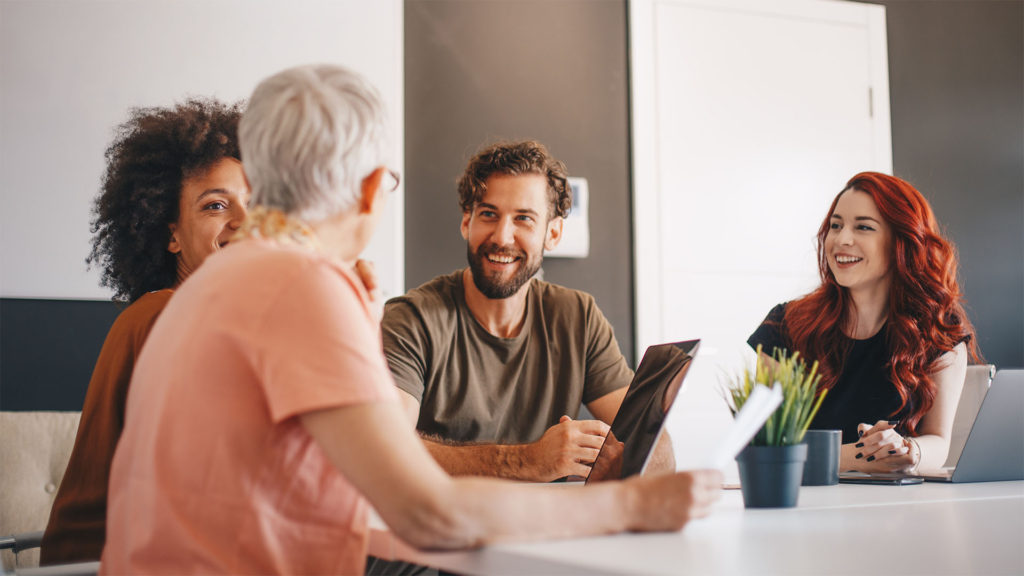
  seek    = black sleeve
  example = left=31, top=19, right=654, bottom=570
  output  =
left=747, top=303, right=790, bottom=356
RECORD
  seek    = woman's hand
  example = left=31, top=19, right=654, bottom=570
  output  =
left=353, top=259, right=384, bottom=319
left=354, top=259, right=381, bottom=300
left=841, top=420, right=919, bottom=473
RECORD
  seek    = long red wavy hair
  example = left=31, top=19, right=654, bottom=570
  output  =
left=784, top=172, right=979, bottom=436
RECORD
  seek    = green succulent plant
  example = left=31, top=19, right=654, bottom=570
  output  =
left=728, top=345, right=828, bottom=446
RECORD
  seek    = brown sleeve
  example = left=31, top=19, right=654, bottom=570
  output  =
left=582, top=296, right=633, bottom=405
left=41, top=291, right=170, bottom=565
left=381, top=298, right=431, bottom=403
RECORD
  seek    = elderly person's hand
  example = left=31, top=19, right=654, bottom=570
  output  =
left=625, top=469, right=723, bottom=532
left=353, top=259, right=383, bottom=318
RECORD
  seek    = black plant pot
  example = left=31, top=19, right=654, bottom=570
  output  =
left=736, top=443, right=808, bottom=508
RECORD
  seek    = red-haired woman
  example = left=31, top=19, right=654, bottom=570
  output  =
left=748, top=172, right=979, bottom=474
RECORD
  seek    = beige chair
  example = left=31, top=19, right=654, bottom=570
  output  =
left=944, top=364, right=996, bottom=468
left=0, top=412, right=81, bottom=572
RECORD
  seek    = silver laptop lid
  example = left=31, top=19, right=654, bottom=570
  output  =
left=950, top=369, right=1024, bottom=482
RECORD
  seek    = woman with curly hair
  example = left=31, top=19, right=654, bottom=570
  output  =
left=748, top=172, right=979, bottom=474
left=41, top=98, right=249, bottom=565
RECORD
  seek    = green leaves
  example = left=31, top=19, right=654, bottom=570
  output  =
left=728, top=345, right=827, bottom=446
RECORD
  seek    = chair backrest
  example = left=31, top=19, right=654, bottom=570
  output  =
left=0, top=411, right=81, bottom=571
left=944, top=365, right=996, bottom=468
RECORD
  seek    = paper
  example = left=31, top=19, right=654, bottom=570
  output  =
left=676, top=384, right=783, bottom=471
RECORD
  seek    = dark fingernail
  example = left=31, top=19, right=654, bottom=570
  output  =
left=867, top=456, right=875, bottom=462
left=858, top=430, right=864, bottom=437
left=855, top=442, right=864, bottom=448
left=855, top=453, right=863, bottom=459
left=888, top=450, right=897, bottom=455
left=888, top=420, right=899, bottom=426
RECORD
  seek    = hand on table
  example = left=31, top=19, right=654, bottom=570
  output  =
left=525, top=416, right=610, bottom=482
left=847, top=420, right=917, bottom=473
left=626, top=469, right=723, bottom=532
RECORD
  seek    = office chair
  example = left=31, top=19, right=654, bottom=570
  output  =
left=0, top=412, right=81, bottom=572
left=0, top=533, right=43, bottom=572
left=0, top=534, right=99, bottom=576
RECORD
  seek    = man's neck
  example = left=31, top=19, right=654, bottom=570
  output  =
left=461, top=268, right=530, bottom=338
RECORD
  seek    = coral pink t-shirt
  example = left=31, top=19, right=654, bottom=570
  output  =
left=101, top=239, right=398, bottom=575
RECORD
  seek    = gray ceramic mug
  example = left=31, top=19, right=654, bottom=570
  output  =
left=802, top=429, right=842, bottom=486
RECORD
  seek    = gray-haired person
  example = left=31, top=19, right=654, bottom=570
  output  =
left=101, top=64, right=722, bottom=575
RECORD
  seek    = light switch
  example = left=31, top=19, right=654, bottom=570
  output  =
left=547, top=177, right=590, bottom=258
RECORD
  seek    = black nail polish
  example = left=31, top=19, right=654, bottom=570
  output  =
left=855, top=453, right=863, bottom=459
left=867, top=456, right=875, bottom=462
left=855, top=442, right=864, bottom=448
left=888, top=420, right=899, bottom=426
left=888, top=450, right=897, bottom=455
left=858, top=430, right=864, bottom=437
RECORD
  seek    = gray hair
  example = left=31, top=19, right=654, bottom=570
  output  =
left=239, top=64, right=390, bottom=222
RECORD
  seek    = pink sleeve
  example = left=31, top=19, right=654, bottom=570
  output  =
left=254, top=260, right=397, bottom=423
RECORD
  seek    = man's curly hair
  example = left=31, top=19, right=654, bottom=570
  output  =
left=457, top=140, right=572, bottom=219
left=87, top=98, right=243, bottom=303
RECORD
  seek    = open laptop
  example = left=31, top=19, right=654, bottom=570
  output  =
left=585, top=339, right=699, bottom=484
left=919, top=369, right=1024, bottom=483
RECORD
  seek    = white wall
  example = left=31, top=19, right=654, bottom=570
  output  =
left=0, top=0, right=404, bottom=300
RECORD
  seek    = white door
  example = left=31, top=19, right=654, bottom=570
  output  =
left=630, top=0, right=892, bottom=465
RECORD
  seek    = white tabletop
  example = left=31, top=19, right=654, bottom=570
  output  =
left=368, top=481, right=1024, bottom=575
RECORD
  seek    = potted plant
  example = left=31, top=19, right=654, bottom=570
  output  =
left=727, top=345, right=827, bottom=508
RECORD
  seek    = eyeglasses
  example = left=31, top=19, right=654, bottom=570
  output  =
left=382, top=169, right=401, bottom=194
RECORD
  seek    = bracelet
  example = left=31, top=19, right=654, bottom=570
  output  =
left=905, top=436, right=921, bottom=473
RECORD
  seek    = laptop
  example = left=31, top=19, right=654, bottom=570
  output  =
left=920, top=369, right=1024, bottom=483
left=585, top=339, right=699, bottom=484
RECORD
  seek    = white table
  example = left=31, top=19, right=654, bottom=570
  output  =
left=368, top=481, right=1024, bottom=575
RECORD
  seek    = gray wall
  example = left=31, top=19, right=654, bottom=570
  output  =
left=405, top=0, right=1024, bottom=370
left=2, top=0, right=1021, bottom=410
left=404, top=0, right=636, bottom=364
left=859, top=0, right=1023, bottom=367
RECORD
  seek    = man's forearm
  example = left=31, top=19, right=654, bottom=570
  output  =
left=421, top=436, right=542, bottom=481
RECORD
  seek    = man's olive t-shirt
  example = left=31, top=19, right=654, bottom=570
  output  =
left=382, top=270, right=633, bottom=444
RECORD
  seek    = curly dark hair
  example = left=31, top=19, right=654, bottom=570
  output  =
left=87, top=98, right=243, bottom=303
left=456, top=140, right=572, bottom=219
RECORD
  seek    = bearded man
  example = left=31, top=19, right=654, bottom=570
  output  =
left=381, top=140, right=661, bottom=482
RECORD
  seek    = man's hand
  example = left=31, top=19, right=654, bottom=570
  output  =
left=625, top=469, right=723, bottom=532
left=524, top=416, right=610, bottom=482
left=415, top=413, right=613, bottom=482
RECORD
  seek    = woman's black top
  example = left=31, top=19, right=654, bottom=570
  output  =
left=747, top=303, right=912, bottom=444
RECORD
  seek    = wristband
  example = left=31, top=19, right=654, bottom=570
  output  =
left=905, top=436, right=921, bottom=473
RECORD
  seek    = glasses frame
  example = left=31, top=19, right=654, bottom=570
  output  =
left=382, top=169, right=401, bottom=194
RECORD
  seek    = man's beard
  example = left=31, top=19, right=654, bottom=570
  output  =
left=466, top=242, right=542, bottom=299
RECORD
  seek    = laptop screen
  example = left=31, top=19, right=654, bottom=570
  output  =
left=586, top=340, right=699, bottom=484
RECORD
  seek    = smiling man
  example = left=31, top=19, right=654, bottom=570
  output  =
left=381, top=140, right=640, bottom=482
